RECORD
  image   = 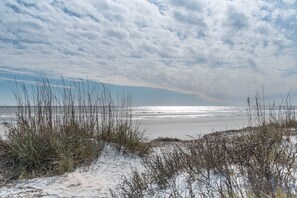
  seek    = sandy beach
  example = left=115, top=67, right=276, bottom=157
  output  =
left=138, top=115, right=247, bottom=140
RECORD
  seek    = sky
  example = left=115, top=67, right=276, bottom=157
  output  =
left=1, top=0, right=297, bottom=105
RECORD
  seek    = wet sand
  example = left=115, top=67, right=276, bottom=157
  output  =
left=138, top=115, right=248, bottom=140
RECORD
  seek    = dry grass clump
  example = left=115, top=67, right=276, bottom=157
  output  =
left=0, top=78, right=149, bottom=183
left=112, top=97, right=297, bottom=197
left=98, top=110, right=150, bottom=156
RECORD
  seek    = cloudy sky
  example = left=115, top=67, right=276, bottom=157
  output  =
left=1, top=0, right=297, bottom=105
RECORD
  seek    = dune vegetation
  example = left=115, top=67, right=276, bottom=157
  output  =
left=0, top=78, right=149, bottom=184
left=112, top=96, right=297, bottom=198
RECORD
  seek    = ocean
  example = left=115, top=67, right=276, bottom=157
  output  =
left=0, top=106, right=248, bottom=140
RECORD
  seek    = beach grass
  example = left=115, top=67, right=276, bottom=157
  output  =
left=112, top=96, right=297, bottom=197
left=0, top=78, right=149, bottom=183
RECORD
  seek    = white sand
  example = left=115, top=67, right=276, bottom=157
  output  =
left=0, top=145, right=143, bottom=197
left=0, top=125, right=6, bottom=138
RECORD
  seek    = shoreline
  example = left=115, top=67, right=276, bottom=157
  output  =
left=137, top=115, right=248, bottom=140
left=0, top=116, right=248, bottom=140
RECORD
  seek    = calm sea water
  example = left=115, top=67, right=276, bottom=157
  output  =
left=0, top=106, right=248, bottom=139
left=132, top=106, right=247, bottom=119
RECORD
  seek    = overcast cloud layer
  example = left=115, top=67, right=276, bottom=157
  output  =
left=1, top=0, right=297, bottom=103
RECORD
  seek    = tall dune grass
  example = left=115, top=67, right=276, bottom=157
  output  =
left=0, top=78, right=149, bottom=183
left=247, top=93, right=297, bottom=128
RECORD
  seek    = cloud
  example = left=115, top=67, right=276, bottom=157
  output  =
left=173, top=11, right=206, bottom=26
left=282, top=0, right=297, bottom=5
left=224, top=5, right=249, bottom=30
left=169, top=0, right=202, bottom=11
left=0, top=0, right=297, bottom=103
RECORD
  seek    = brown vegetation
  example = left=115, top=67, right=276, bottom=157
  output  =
left=112, top=96, right=297, bottom=197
